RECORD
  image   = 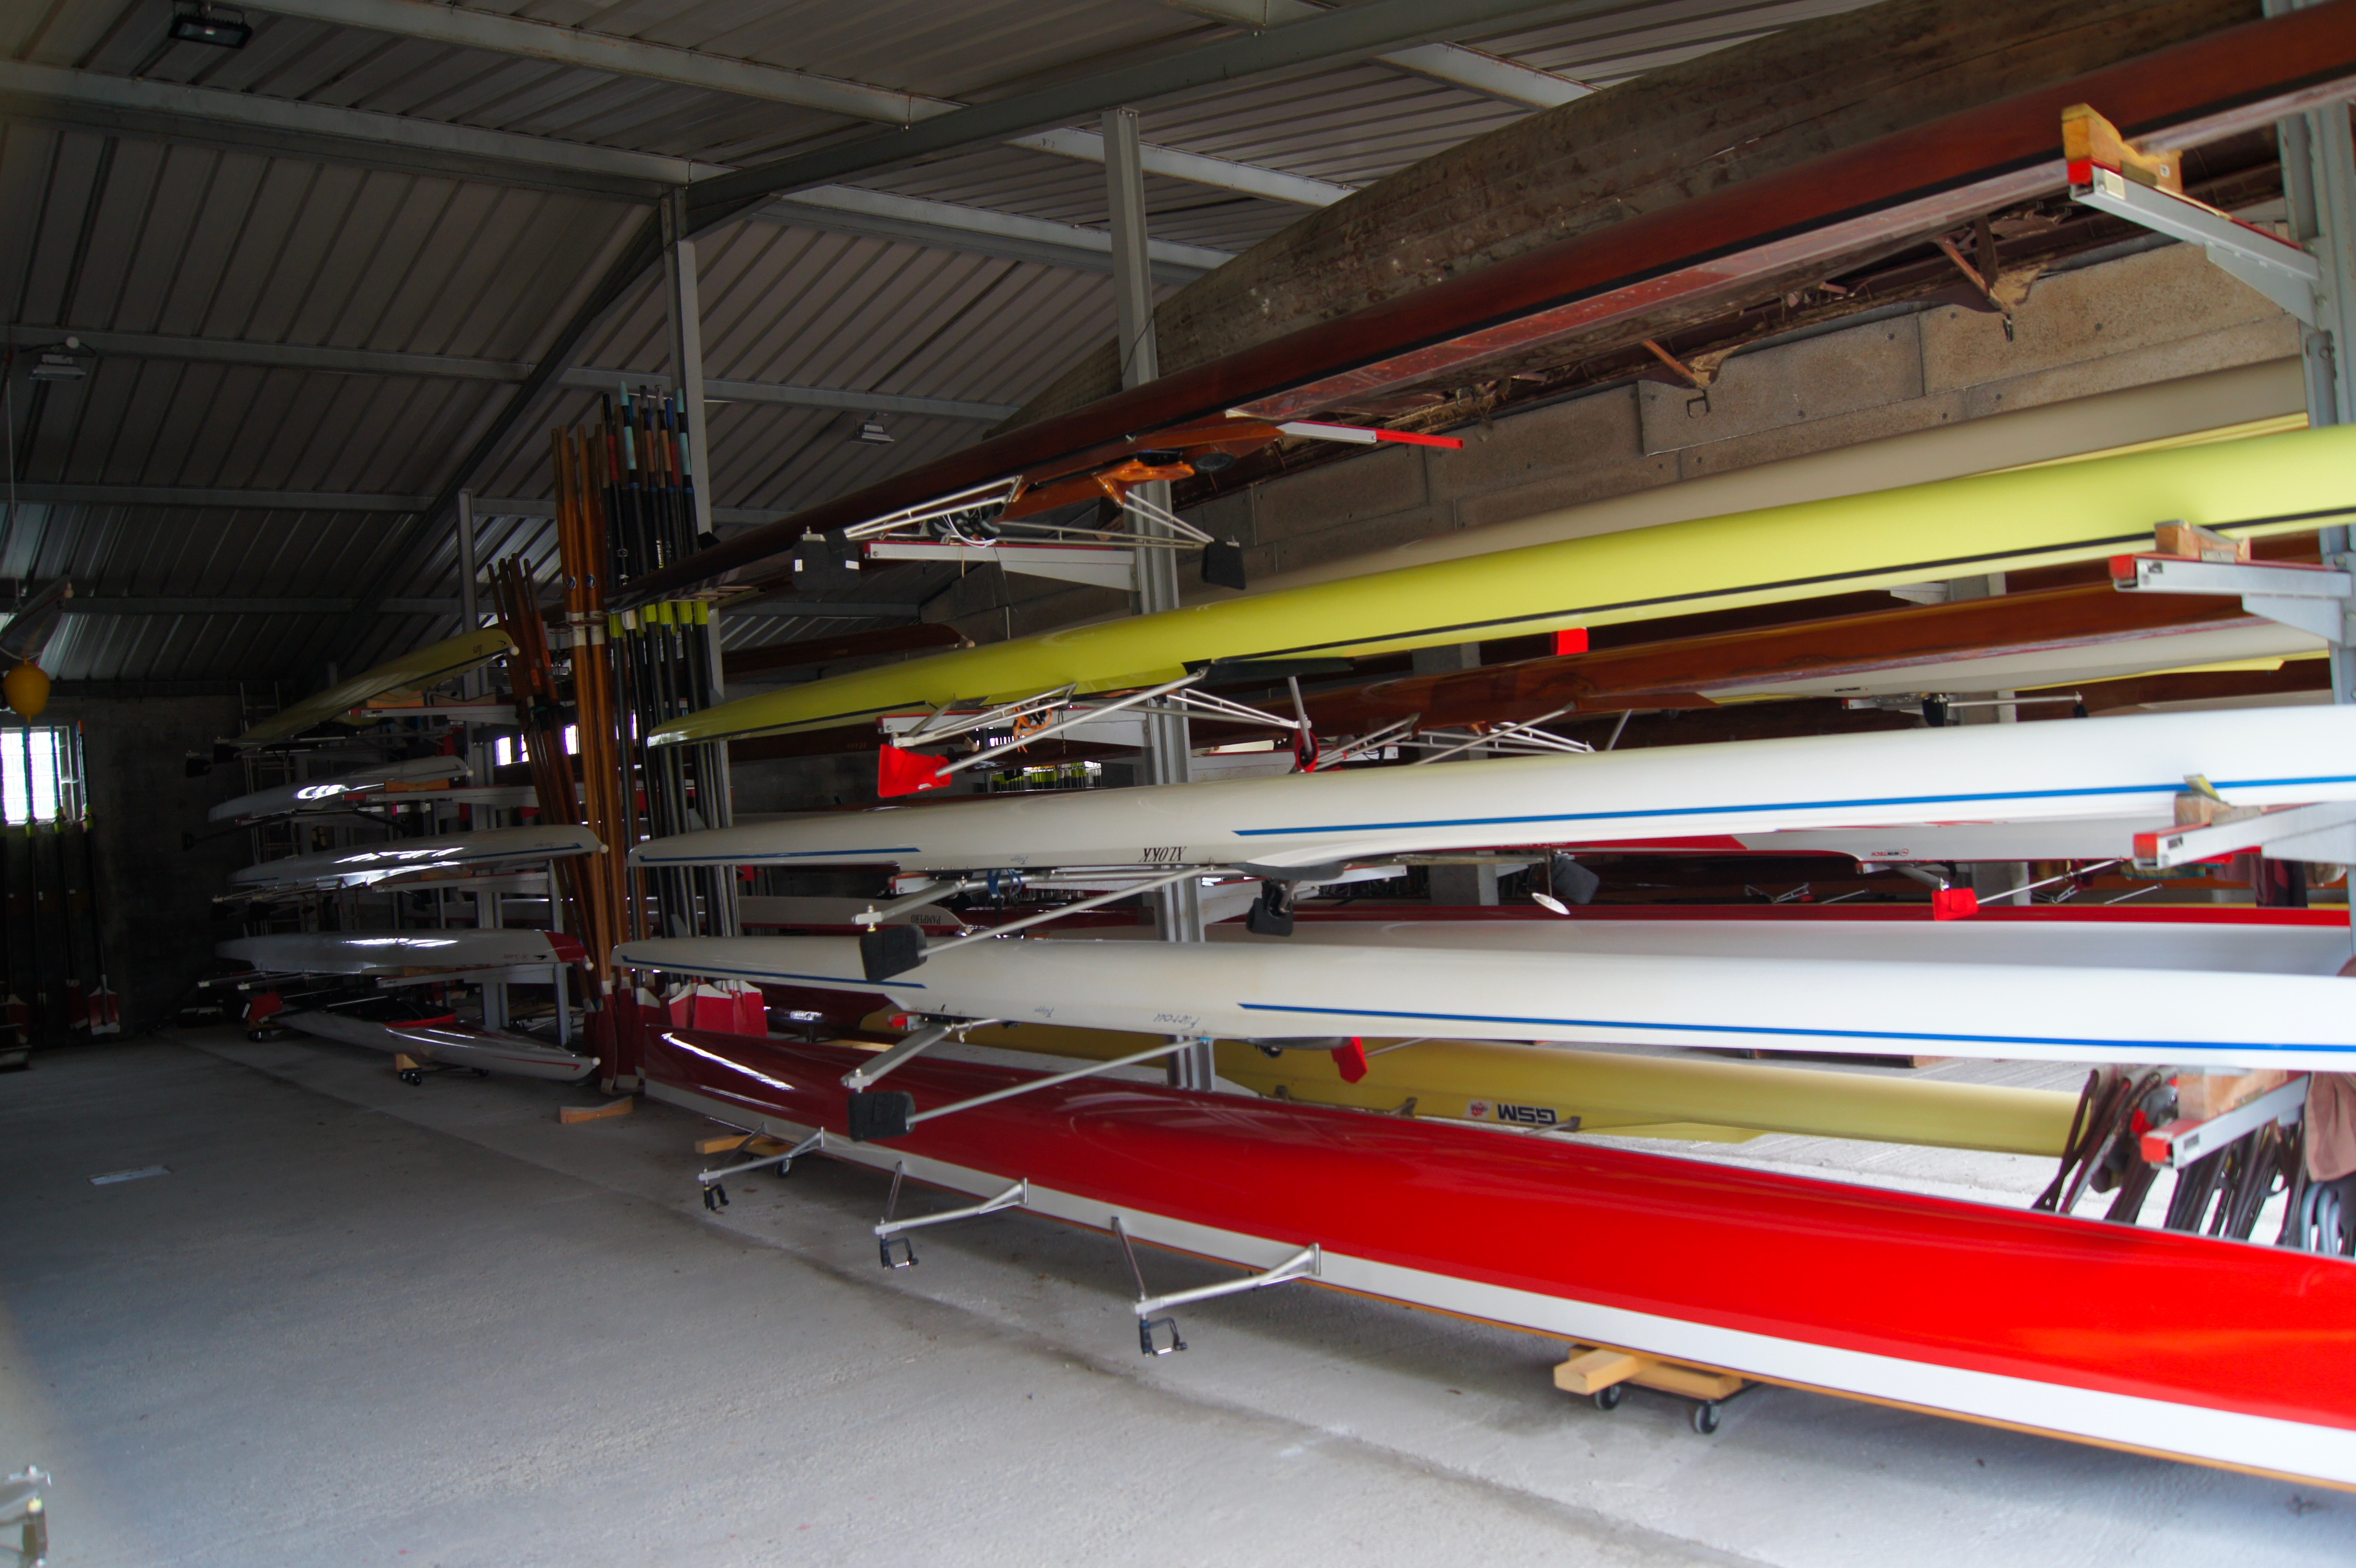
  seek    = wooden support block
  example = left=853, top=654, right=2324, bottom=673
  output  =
left=392, top=1053, right=421, bottom=1072
left=2154, top=521, right=2250, bottom=564
left=2174, top=1068, right=2292, bottom=1122
left=560, top=1099, right=634, bottom=1124
left=1554, top=1347, right=1641, bottom=1395
left=2062, top=103, right=2183, bottom=192
left=1556, top=1344, right=1748, bottom=1401
left=747, top=1136, right=790, bottom=1155
left=1626, top=1361, right=1748, bottom=1402
left=694, top=1132, right=752, bottom=1155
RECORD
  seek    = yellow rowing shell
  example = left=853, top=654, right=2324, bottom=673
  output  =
left=660, top=423, right=2356, bottom=744
left=237, top=628, right=514, bottom=745
left=871, top=1017, right=2078, bottom=1157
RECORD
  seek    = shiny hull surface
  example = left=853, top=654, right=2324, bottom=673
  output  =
left=284, top=1011, right=596, bottom=1082
left=618, top=934, right=2356, bottom=1071
left=631, top=707, right=2356, bottom=875
left=647, top=1032, right=2356, bottom=1486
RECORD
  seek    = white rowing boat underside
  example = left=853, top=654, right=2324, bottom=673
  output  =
left=281, top=1010, right=596, bottom=1082
left=207, top=756, right=469, bottom=824
left=230, top=824, right=602, bottom=890
left=219, top=928, right=585, bottom=974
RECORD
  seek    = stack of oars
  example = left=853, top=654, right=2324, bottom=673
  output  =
left=599, top=387, right=700, bottom=583
left=482, top=429, right=641, bottom=1084
left=552, top=427, right=635, bottom=965
left=483, top=407, right=737, bottom=1080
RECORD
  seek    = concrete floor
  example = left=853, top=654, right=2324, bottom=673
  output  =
left=2, top=1034, right=2346, bottom=1567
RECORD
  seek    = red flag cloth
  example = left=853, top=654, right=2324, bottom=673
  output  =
left=877, top=744, right=951, bottom=798
left=1331, top=1037, right=1369, bottom=1084
left=1931, top=887, right=1979, bottom=921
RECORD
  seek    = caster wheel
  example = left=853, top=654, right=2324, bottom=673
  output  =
left=1591, top=1384, right=1624, bottom=1412
left=473, top=1069, right=492, bottom=1078
left=399, top=1070, right=423, bottom=1087
left=1691, top=1401, right=1721, bottom=1435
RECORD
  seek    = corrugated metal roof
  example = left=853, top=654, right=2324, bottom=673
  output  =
left=3, top=0, right=1879, bottom=682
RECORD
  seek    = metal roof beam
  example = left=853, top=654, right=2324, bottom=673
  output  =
left=5, top=327, right=523, bottom=382
left=1163, top=0, right=1591, bottom=108
left=57, top=597, right=460, bottom=615
left=240, top=0, right=1382, bottom=207
left=0, top=60, right=714, bottom=196
left=682, top=0, right=1596, bottom=219
left=2, top=328, right=1015, bottom=420
left=241, top=0, right=958, bottom=124
left=0, top=71, right=1240, bottom=283
left=11, top=483, right=432, bottom=511
left=721, top=600, right=924, bottom=620
left=342, top=0, right=1595, bottom=641
left=4, top=484, right=785, bottom=522
left=1009, top=127, right=1351, bottom=206
left=557, top=369, right=1015, bottom=422
left=757, top=187, right=1231, bottom=283
left=475, top=497, right=794, bottom=525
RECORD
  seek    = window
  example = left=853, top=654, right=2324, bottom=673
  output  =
left=493, top=729, right=575, bottom=769
left=1, top=725, right=83, bottom=826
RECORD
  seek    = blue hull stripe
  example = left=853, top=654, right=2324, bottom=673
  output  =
left=1235, top=1002, right=2339, bottom=1056
left=645, top=775, right=2356, bottom=856
left=1230, top=772, right=2356, bottom=838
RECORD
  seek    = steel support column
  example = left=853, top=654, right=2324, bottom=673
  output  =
left=454, top=488, right=507, bottom=1025
left=704, top=604, right=739, bottom=937
left=2269, top=1, right=2356, bottom=973
left=456, top=491, right=481, bottom=635
left=1106, top=105, right=1211, bottom=1090
left=661, top=190, right=716, bottom=548
left=2270, top=0, right=2356, bottom=703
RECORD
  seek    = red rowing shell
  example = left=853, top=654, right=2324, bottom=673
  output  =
left=650, top=1030, right=2356, bottom=1482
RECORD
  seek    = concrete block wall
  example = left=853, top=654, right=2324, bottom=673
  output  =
left=730, top=750, right=882, bottom=815
left=1170, top=242, right=2296, bottom=592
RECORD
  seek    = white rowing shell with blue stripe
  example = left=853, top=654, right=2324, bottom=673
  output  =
left=615, top=935, right=2356, bottom=1072
left=629, top=707, right=2356, bottom=874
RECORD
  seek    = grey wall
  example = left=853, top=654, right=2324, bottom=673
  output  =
left=49, top=694, right=249, bottom=1037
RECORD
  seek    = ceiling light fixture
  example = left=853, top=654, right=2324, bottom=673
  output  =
left=28, top=339, right=90, bottom=382
left=850, top=416, right=894, bottom=446
left=169, top=3, right=252, bottom=49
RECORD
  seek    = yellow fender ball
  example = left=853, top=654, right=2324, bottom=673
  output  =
left=5, top=660, right=51, bottom=720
